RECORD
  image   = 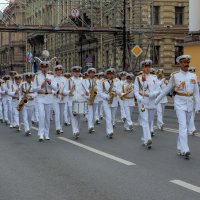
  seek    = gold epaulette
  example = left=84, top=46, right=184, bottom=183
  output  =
left=113, top=78, right=119, bottom=82
left=150, top=74, right=157, bottom=77
left=101, top=79, right=107, bottom=83
left=136, top=74, right=142, bottom=78
left=171, top=71, right=179, bottom=75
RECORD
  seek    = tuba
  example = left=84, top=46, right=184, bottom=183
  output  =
left=17, top=83, right=32, bottom=111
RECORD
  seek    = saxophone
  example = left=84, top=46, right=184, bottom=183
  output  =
left=88, top=79, right=97, bottom=105
left=17, top=83, right=32, bottom=111
left=107, top=80, right=116, bottom=105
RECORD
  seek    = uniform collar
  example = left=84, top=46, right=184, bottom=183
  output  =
left=180, top=69, right=189, bottom=75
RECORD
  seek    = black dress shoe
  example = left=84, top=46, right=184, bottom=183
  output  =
left=25, top=131, right=31, bottom=136
left=151, top=132, right=155, bottom=137
left=89, top=128, right=95, bottom=134
left=122, top=118, right=126, bottom=123
left=184, top=152, right=191, bottom=160
left=56, top=130, right=61, bottom=135
left=146, top=139, right=152, bottom=149
left=107, top=133, right=113, bottom=139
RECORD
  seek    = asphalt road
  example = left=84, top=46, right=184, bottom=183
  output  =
left=0, top=108, right=200, bottom=200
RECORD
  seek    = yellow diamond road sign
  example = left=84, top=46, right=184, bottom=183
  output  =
left=131, top=45, right=143, bottom=57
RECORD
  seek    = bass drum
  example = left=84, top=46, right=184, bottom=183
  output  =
left=72, top=101, right=88, bottom=115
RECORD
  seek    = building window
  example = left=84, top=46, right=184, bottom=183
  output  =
left=175, top=7, right=184, bottom=25
left=151, top=46, right=160, bottom=65
left=153, top=6, right=160, bottom=25
left=175, top=46, right=184, bottom=64
left=106, top=16, right=109, bottom=25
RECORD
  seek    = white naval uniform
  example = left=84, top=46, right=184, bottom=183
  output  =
left=32, top=73, right=57, bottom=140
left=64, top=78, right=71, bottom=125
left=134, top=74, right=160, bottom=144
left=53, top=76, right=68, bottom=132
left=0, top=85, right=3, bottom=121
left=98, top=78, right=122, bottom=135
left=121, top=82, right=135, bottom=130
left=6, top=80, right=14, bottom=125
left=156, top=78, right=168, bottom=129
left=83, top=78, right=99, bottom=130
left=95, top=78, right=104, bottom=121
left=21, top=82, right=37, bottom=133
left=8, top=83, right=21, bottom=127
left=0, top=83, right=9, bottom=122
left=188, top=111, right=196, bottom=135
left=156, top=70, right=200, bottom=154
left=66, top=76, right=87, bottom=136
left=118, top=79, right=127, bottom=120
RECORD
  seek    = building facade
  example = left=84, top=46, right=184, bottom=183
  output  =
left=184, top=0, right=200, bottom=79
left=0, top=0, right=26, bottom=75
left=0, top=0, right=189, bottom=74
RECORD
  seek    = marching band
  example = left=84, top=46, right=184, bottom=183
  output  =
left=0, top=54, right=199, bottom=160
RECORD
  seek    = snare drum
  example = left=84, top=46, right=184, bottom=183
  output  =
left=72, top=101, right=88, bottom=115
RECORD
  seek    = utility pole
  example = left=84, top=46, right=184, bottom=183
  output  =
left=123, top=0, right=126, bottom=71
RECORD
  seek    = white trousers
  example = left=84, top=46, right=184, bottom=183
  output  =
left=139, top=108, right=156, bottom=144
left=12, top=101, right=19, bottom=126
left=69, top=106, right=81, bottom=135
left=95, top=101, right=103, bottom=120
left=103, top=102, right=117, bottom=134
left=8, top=99, right=13, bottom=124
left=23, top=106, right=34, bottom=132
left=176, top=109, right=192, bottom=153
left=0, top=101, right=3, bottom=120
left=54, top=102, right=65, bottom=131
left=118, top=98, right=126, bottom=119
left=64, top=102, right=71, bottom=124
left=124, top=105, right=133, bottom=130
left=188, top=111, right=196, bottom=134
left=32, top=104, right=39, bottom=122
left=157, top=103, right=166, bottom=129
left=2, top=98, right=8, bottom=121
left=38, top=103, right=51, bottom=138
left=88, top=103, right=98, bottom=129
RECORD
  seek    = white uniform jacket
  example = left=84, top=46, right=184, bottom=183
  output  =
left=121, top=82, right=135, bottom=107
left=134, top=74, right=160, bottom=109
left=32, top=73, right=57, bottom=104
left=53, top=76, right=68, bottom=103
left=98, top=78, right=122, bottom=107
left=20, top=82, right=37, bottom=107
left=83, top=78, right=99, bottom=104
left=66, top=77, right=87, bottom=103
left=157, top=78, right=168, bottom=104
left=8, top=83, right=21, bottom=103
left=156, top=70, right=200, bottom=112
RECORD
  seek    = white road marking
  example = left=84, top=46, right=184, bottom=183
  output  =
left=170, top=180, right=200, bottom=194
left=58, top=136, right=136, bottom=166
